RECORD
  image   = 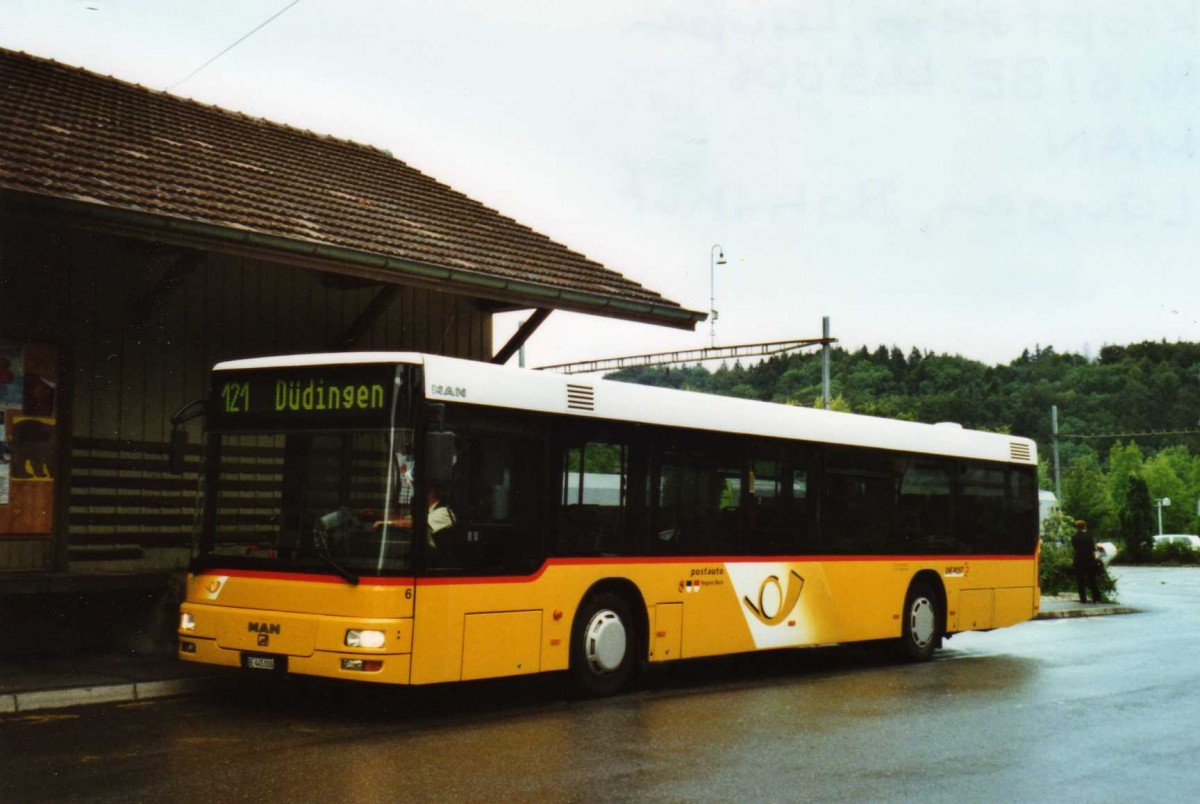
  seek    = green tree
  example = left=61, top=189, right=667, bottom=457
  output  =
left=1146, top=446, right=1200, bottom=534
left=1106, top=441, right=1145, bottom=510
left=1037, top=458, right=1054, bottom=492
left=844, top=360, right=893, bottom=400
left=1062, top=454, right=1110, bottom=538
left=729, top=383, right=758, bottom=400
left=1119, top=476, right=1154, bottom=562
left=570, top=444, right=622, bottom=474
left=810, top=394, right=852, bottom=412
left=777, top=367, right=816, bottom=404
left=1142, top=451, right=1189, bottom=533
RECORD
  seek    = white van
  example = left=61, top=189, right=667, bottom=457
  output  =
left=1154, top=534, right=1200, bottom=550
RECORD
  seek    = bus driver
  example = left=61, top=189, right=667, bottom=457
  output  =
left=373, top=484, right=455, bottom=548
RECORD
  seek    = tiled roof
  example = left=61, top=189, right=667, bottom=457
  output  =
left=0, top=48, right=699, bottom=328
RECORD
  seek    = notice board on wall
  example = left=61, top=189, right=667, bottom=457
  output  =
left=0, top=340, right=60, bottom=538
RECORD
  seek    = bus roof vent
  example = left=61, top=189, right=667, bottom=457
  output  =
left=1010, top=441, right=1032, bottom=462
left=566, top=383, right=595, bottom=411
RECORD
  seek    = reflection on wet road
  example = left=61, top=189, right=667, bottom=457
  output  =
left=4, top=567, right=1199, bottom=802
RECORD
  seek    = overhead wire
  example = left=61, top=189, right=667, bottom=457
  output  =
left=1059, top=428, right=1200, bottom=440
left=167, top=0, right=302, bottom=92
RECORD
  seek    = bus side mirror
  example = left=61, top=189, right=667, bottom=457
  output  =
left=425, top=402, right=446, bottom=430
left=168, top=428, right=189, bottom=475
left=425, top=432, right=455, bottom=485
left=168, top=398, right=207, bottom=475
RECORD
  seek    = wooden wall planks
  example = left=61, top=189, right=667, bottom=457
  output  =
left=1, top=220, right=495, bottom=570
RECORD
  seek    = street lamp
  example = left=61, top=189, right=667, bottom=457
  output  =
left=710, top=244, right=726, bottom=347
left=1155, top=496, right=1171, bottom=536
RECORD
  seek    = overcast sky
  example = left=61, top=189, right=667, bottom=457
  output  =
left=4, top=1, right=1198, bottom=369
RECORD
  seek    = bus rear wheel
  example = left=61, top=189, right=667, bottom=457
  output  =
left=898, top=581, right=941, bottom=662
left=570, top=592, right=635, bottom=697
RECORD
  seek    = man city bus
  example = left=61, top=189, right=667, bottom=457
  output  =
left=177, top=352, right=1039, bottom=695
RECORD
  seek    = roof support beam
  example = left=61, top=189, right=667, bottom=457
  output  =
left=491, top=308, right=552, bottom=365
left=331, top=284, right=401, bottom=349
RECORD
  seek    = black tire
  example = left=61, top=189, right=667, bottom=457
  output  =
left=569, top=592, right=636, bottom=697
left=898, top=581, right=941, bottom=662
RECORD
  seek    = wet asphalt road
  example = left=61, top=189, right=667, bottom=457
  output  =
left=3, top=567, right=1199, bottom=803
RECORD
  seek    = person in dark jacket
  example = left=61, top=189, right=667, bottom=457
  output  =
left=1071, top=519, right=1103, bottom=604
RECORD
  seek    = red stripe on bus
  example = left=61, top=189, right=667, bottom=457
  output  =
left=416, top=553, right=1033, bottom=586
left=196, top=568, right=413, bottom=586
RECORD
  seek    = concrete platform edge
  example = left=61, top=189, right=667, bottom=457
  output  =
left=5, top=673, right=236, bottom=713
left=1035, top=604, right=1139, bottom=620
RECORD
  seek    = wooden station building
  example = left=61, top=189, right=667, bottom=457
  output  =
left=0, top=48, right=699, bottom=625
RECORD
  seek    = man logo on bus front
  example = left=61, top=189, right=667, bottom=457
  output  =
left=742, top=570, right=804, bottom=626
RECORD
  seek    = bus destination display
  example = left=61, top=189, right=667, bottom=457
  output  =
left=211, top=365, right=397, bottom=429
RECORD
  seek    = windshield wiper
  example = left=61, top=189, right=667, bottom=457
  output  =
left=315, top=546, right=359, bottom=586
left=311, top=521, right=360, bottom=586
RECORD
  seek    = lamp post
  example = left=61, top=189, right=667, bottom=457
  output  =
left=1155, top=497, right=1171, bottom=536
left=710, top=244, right=726, bottom=347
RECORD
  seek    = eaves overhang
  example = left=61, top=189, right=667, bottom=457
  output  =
left=1, top=189, right=707, bottom=332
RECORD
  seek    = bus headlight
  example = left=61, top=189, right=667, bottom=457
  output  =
left=180, top=612, right=196, bottom=632
left=345, top=629, right=386, bottom=648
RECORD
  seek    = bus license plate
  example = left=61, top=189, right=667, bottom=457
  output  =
left=242, top=653, right=285, bottom=672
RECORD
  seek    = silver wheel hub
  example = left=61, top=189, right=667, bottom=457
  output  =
left=584, top=609, right=627, bottom=673
left=910, top=597, right=935, bottom=648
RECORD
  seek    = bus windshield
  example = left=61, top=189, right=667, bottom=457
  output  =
left=197, top=363, right=418, bottom=577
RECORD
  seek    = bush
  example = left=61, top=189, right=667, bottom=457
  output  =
left=1041, top=511, right=1075, bottom=544
left=1150, top=541, right=1200, bottom=565
left=1114, top=541, right=1200, bottom=565
left=1039, top=542, right=1118, bottom=601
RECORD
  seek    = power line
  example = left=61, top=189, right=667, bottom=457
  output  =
left=167, top=0, right=302, bottom=92
left=1059, top=428, right=1200, bottom=440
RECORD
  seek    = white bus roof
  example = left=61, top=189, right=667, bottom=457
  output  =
left=214, top=352, right=1037, bottom=466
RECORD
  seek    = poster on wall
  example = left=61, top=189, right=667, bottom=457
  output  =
left=23, top=372, right=56, bottom=418
left=0, top=344, right=24, bottom=409
left=11, top=416, right=55, bottom=479
left=0, top=341, right=58, bottom=536
left=0, top=410, right=9, bottom=505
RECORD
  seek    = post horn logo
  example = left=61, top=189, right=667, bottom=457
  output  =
left=203, top=576, right=228, bottom=600
left=743, top=570, right=804, bottom=626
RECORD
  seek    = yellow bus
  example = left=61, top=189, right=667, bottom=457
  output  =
left=177, top=352, right=1040, bottom=695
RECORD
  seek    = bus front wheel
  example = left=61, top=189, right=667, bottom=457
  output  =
left=570, top=592, right=635, bottom=696
left=898, top=581, right=941, bottom=662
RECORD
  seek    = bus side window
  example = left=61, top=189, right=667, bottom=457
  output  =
left=432, top=426, right=547, bottom=574
left=1009, top=467, right=1038, bottom=552
left=820, top=447, right=894, bottom=553
left=957, top=463, right=1006, bottom=553
left=655, top=438, right=743, bottom=555
left=748, top=450, right=811, bottom=555
left=558, top=441, right=629, bottom=556
left=957, top=463, right=1038, bottom=554
left=893, top=458, right=954, bottom=553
